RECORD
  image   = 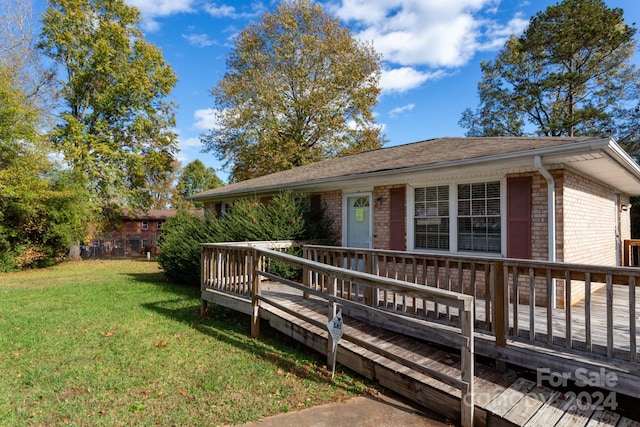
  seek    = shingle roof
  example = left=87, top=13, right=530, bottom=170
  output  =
left=122, top=209, right=178, bottom=220
left=190, top=136, right=599, bottom=200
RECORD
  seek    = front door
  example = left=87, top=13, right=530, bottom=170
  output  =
left=346, top=194, right=372, bottom=248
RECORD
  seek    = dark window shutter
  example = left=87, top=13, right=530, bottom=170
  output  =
left=310, top=194, right=321, bottom=211
left=507, top=177, right=532, bottom=259
left=389, top=188, right=406, bottom=251
left=214, top=203, right=222, bottom=217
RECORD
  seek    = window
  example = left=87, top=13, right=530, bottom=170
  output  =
left=457, top=181, right=501, bottom=253
left=221, top=202, right=231, bottom=217
left=141, top=220, right=148, bottom=230
left=142, top=239, right=148, bottom=248
left=414, top=185, right=449, bottom=250
left=157, top=221, right=164, bottom=230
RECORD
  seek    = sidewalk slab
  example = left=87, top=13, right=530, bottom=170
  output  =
left=236, top=391, right=454, bottom=427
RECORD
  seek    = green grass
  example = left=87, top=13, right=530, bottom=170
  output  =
left=0, top=260, right=375, bottom=426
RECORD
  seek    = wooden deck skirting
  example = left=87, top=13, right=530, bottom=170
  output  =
left=201, top=242, right=476, bottom=427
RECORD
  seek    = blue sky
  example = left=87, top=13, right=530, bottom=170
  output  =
left=33, top=0, right=640, bottom=183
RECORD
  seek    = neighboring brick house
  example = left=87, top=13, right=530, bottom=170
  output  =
left=190, top=137, right=640, bottom=270
left=87, top=210, right=177, bottom=258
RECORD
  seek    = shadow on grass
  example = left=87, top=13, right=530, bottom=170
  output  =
left=124, top=270, right=199, bottom=299
left=126, top=267, right=374, bottom=392
left=141, top=298, right=371, bottom=394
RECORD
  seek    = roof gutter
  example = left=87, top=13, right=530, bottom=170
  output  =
left=534, top=155, right=556, bottom=263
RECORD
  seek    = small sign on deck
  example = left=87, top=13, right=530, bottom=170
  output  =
left=327, top=309, right=343, bottom=343
left=327, top=308, right=343, bottom=379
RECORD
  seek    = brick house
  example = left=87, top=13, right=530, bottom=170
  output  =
left=86, top=210, right=177, bottom=258
left=190, top=137, right=640, bottom=271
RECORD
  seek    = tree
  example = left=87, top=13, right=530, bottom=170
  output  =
left=460, top=0, right=639, bottom=150
left=146, top=158, right=182, bottom=210
left=39, top=0, right=179, bottom=209
left=202, top=0, right=383, bottom=182
left=0, top=1, right=91, bottom=270
left=0, top=64, right=91, bottom=270
left=0, top=0, right=54, bottom=114
left=176, top=159, right=223, bottom=203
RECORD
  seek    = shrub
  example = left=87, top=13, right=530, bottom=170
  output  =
left=157, top=211, right=215, bottom=284
left=157, top=191, right=335, bottom=285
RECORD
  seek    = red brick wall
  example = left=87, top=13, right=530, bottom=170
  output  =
left=527, top=171, right=565, bottom=262
left=318, top=190, right=343, bottom=242
left=121, top=219, right=163, bottom=233
left=372, top=185, right=407, bottom=250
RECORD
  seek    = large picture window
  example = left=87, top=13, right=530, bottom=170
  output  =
left=457, top=181, right=501, bottom=253
left=414, top=186, right=449, bottom=250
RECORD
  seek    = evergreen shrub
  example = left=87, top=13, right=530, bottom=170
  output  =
left=157, top=191, right=335, bottom=285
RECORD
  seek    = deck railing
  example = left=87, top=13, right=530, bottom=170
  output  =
left=304, top=245, right=640, bottom=367
left=201, top=241, right=476, bottom=427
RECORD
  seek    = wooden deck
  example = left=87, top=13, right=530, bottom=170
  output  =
left=203, top=282, right=640, bottom=427
left=200, top=242, right=640, bottom=426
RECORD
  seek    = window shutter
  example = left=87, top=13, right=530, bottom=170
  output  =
left=389, top=188, right=406, bottom=251
left=507, top=177, right=532, bottom=259
left=310, top=194, right=321, bottom=211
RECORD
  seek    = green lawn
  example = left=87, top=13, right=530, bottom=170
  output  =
left=0, top=260, right=374, bottom=426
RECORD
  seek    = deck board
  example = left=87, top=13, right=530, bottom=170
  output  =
left=522, top=390, right=566, bottom=426
left=503, top=384, right=555, bottom=425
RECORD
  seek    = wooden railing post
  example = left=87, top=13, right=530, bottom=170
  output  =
left=200, top=246, right=208, bottom=317
left=250, top=249, right=262, bottom=338
left=365, top=252, right=374, bottom=306
left=327, top=275, right=338, bottom=367
left=302, top=246, right=310, bottom=299
left=492, top=261, right=507, bottom=372
left=460, top=299, right=474, bottom=427
left=624, top=240, right=630, bottom=266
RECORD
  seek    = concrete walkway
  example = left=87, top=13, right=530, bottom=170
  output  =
left=237, top=391, right=454, bottom=427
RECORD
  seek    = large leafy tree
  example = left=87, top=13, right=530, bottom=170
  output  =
left=176, top=159, right=223, bottom=203
left=0, top=64, right=90, bottom=270
left=39, top=0, right=178, bottom=209
left=460, top=0, right=639, bottom=153
left=202, top=0, right=384, bottom=182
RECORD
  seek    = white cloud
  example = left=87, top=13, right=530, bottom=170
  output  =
left=126, top=0, right=196, bottom=31
left=388, top=103, right=414, bottom=117
left=380, top=67, right=443, bottom=94
left=193, top=108, right=222, bottom=131
left=127, top=0, right=195, bottom=16
left=180, top=136, right=204, bottom=148
left=479, top=14, right=529, bottom=51
left=175, top=151, right=190, bottom=164
left=203, top=2, right=266, bottom=19
left=182, top=33, right=217, bottom=47
left=329, top=0, right=528, bottom=68
left=203, top=3, right=237, bottom=18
